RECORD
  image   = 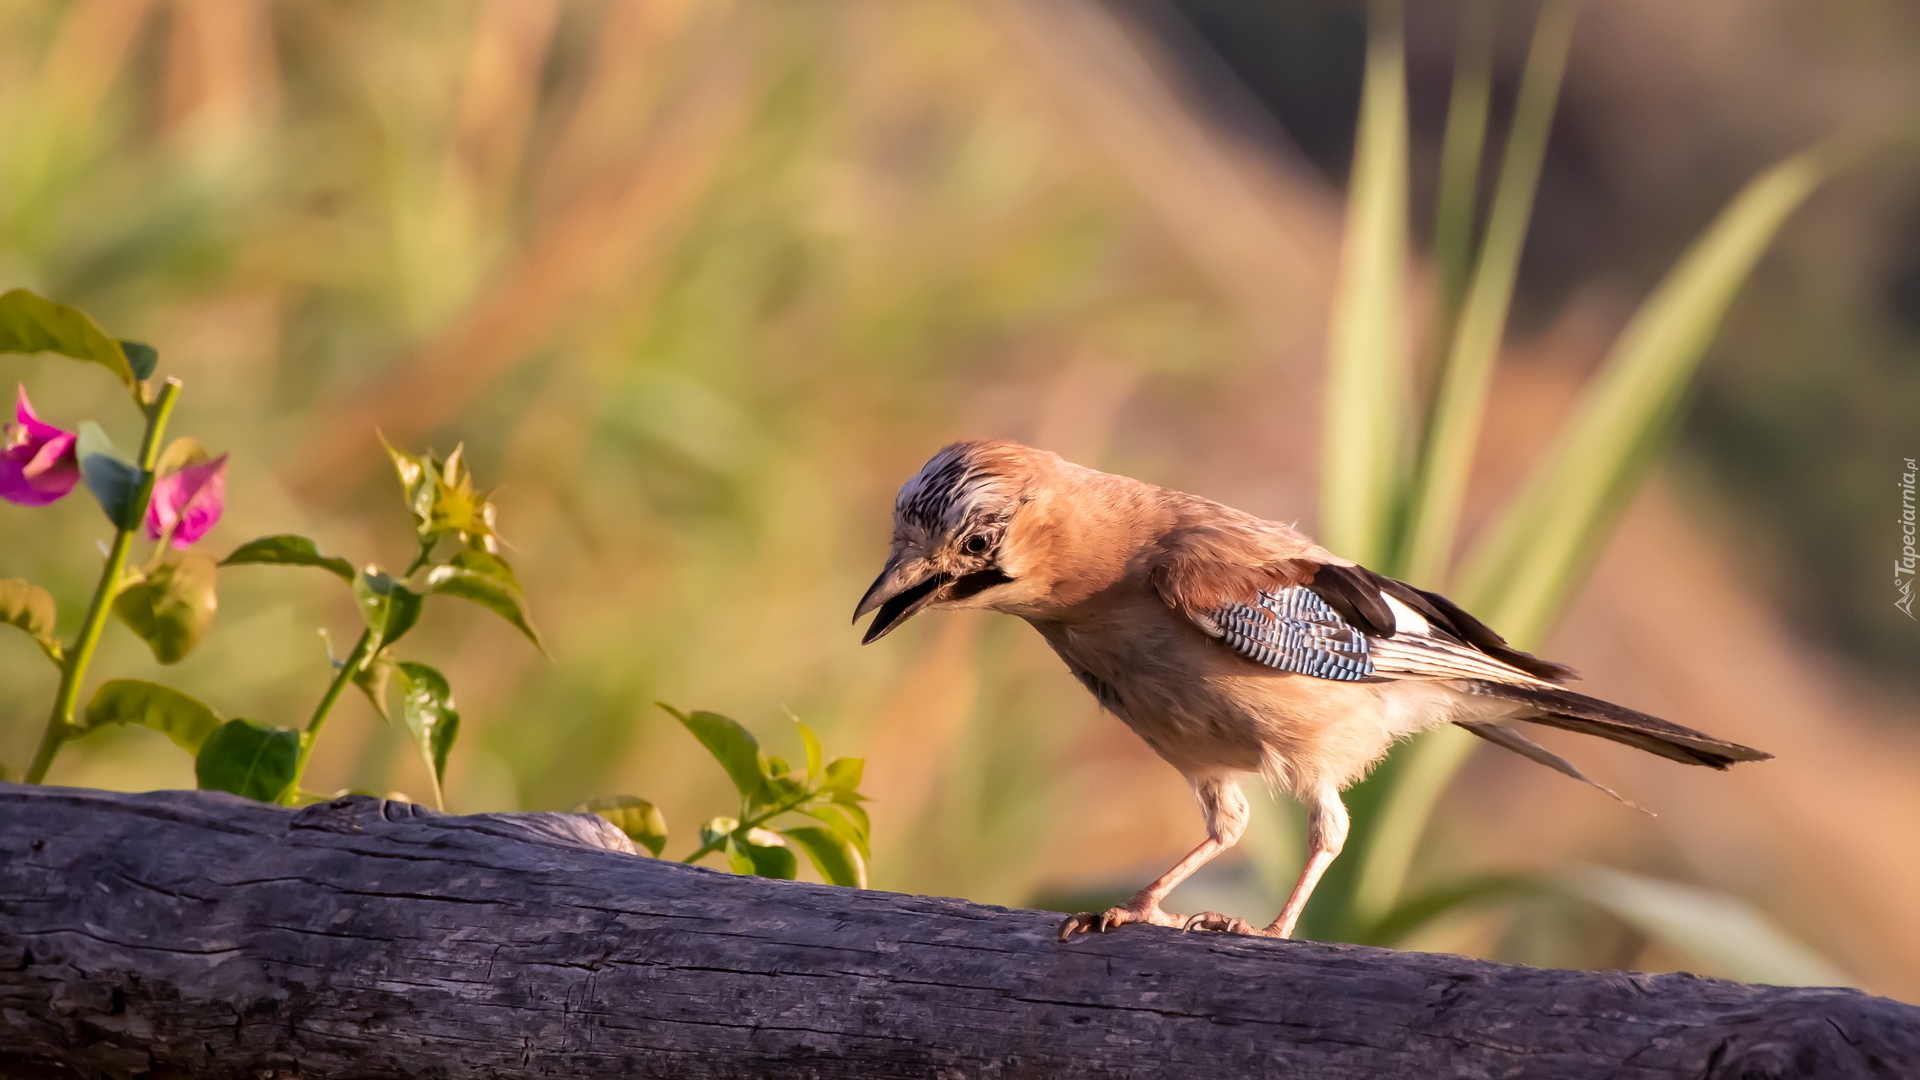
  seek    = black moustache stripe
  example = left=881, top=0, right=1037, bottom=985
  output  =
left=949, top=566, right=1014, bottom=600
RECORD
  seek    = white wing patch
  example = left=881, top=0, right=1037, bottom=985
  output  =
left=1381, top=593, right=1431, bottom=634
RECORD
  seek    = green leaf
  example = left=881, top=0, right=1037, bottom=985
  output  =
left=726, top=828, right=798, bottom=880
left=1428, top=0, right=1496, bottom=331
left=393, top=661, right=460, bottom=810
left=782, top=824, right=867, bottom=888
left=1458, top=145, right=1836, bottom=642
left=221, top=534, right=355, bottom=583
left=1318, top=0, right=1410, bottom=567
left=119, top=340, right=158, bottom=381
left=1344, top=143, right=1836, bottom=935
left=1565, top=866, right=1851, bottom=988
left=1356, top=872, right=1549, bottom=947
left=822, top=756, right=864, bottom=796
left=195, top=718, right=300, bottom=803
left=381, top=434, right=437, bottom=529
left=800, top=801, right=871, bottom=860
left=353, top=647, right=396, bottom=721
left=81, top=678, right=222, bottom=753
left=662, top=705, right=763, bottom=803
left=1402, top=0, right=1579, bottom=584
left=796, top=718, right=824, bottom=782
left=353, top=568, right=422, bottom=649
left=422, top=550, right=542, bottom=651
left=381, top=436, right=499, bottom=550
left=0, top=578, right=62, bottom=664
left=577, top=795, right=668, bottom=856
left=114, top=550, right=218, bottom=664
left=759, top=772, right=807, bottom=808
left=0, top=288, right=136, bottom=389
left=77, top=421, right=143, bottom=529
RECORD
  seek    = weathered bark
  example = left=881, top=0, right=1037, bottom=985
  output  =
left=0, top=785, right=1913, bottom=1079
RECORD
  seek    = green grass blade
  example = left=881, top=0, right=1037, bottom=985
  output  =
left=1342, top=723, right=1479, bottom=930
left=1457, top=146, right=1835, bottom=640
left=1358, top=871, right=1552, bottom=947
left=1328, top=146, right=1834, bottom=939
left=1403, top=0, right=1580, bottom=585
left=1426, top=0, right=1496, bottom=363
left=1319, top=0, right=1410, bottom=567
left=1358, top=865, right=1850, bottom=989
left=1325, top=3, right=1581, bottom=936
left=1567, top=866, right=1852, bottom=987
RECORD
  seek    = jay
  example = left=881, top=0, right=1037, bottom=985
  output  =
left=855, top=440, right=1770, bottom=940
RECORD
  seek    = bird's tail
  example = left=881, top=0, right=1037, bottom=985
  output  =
left=1459, top=680, right=1772, bottom=770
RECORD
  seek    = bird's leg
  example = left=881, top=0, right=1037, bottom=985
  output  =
left=1263, top=786, right=1349, bottom=939
left=1060, top=776, right=1248, bottom=940
left=1182, top=785, right=1349, bottom=938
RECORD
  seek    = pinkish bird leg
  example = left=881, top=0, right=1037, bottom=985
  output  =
left=1262, top=786, right=1349, bottom=939
left=1060, top=776, right=1248, bottom=941
left=1178, top=785, right=1349, bottom=940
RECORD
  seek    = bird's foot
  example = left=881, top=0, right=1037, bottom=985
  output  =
left=1181, top=911, right=1277, bottom=936
left=1059, top=900, right=1185, bottom=941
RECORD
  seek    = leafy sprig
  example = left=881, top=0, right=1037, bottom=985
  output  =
left=212, top=439, right=543, bottom=807
left=0, top=289, right=207, bottom=784
left=580, top=706, right=872, bottom=889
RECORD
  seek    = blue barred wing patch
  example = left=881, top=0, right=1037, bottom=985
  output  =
left=1212, top=586, right=1376, bottom=681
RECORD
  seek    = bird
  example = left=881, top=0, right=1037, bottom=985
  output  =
left=853, top=439, right=1771, bottom=941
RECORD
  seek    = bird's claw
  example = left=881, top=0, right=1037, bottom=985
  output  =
left=1059, top=902, right=1184, bottom=941
left=1182, top=911, right=1257, bottom=935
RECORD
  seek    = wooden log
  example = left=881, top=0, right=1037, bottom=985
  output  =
left=0, top=784, right=1913, bottom=1079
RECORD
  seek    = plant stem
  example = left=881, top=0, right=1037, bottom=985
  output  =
left=680, top=793, right=811, bottom=865
left=25, top=379, right=184, bottom=784
left=286, top=629, right=374, bottom=803
left=402, top=539, right=435, bottom=577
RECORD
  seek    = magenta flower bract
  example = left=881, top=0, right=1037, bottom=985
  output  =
left=0, top=385, right=81, bottom=506
left=146, top=453, right=228, bottom=549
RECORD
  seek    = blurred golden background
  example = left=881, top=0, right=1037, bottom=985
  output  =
left=2, top=0, right=1916, bottom=1000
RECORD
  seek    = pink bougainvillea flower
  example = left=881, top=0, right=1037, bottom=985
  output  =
left=0, top=385, right=81, bottom=506
left=145, top=453, right=228, bottom=548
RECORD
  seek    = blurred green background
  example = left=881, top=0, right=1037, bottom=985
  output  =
left=2, top=0, right=1916, bottom=1000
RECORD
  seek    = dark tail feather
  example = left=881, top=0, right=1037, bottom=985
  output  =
left=1455, top=719, right=1651, bottom=814
left=1463, top=681, right=1772, bottom=770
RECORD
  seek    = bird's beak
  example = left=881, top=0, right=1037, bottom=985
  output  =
left=853, top=550, right=948, bottom=644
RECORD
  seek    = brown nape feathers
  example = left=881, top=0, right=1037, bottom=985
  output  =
left=855, top=439, right=1770, bottom=940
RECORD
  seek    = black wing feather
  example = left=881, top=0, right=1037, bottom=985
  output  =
left=1305, top=564, right=1574, bottom=683
left=1300, top=564, right=1395, bottom=637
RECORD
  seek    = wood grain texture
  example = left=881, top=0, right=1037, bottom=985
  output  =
left=0, top=784, right=1914, bottom=1079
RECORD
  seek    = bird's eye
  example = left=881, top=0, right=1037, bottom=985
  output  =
left=962, top=534, right=990, bottom=556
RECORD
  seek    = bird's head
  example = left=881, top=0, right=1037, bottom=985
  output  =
left=853, top=439, right=1056, bottom=643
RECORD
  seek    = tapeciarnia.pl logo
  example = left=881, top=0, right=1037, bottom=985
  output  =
left=1899, top=457, right=1917, bottom=620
